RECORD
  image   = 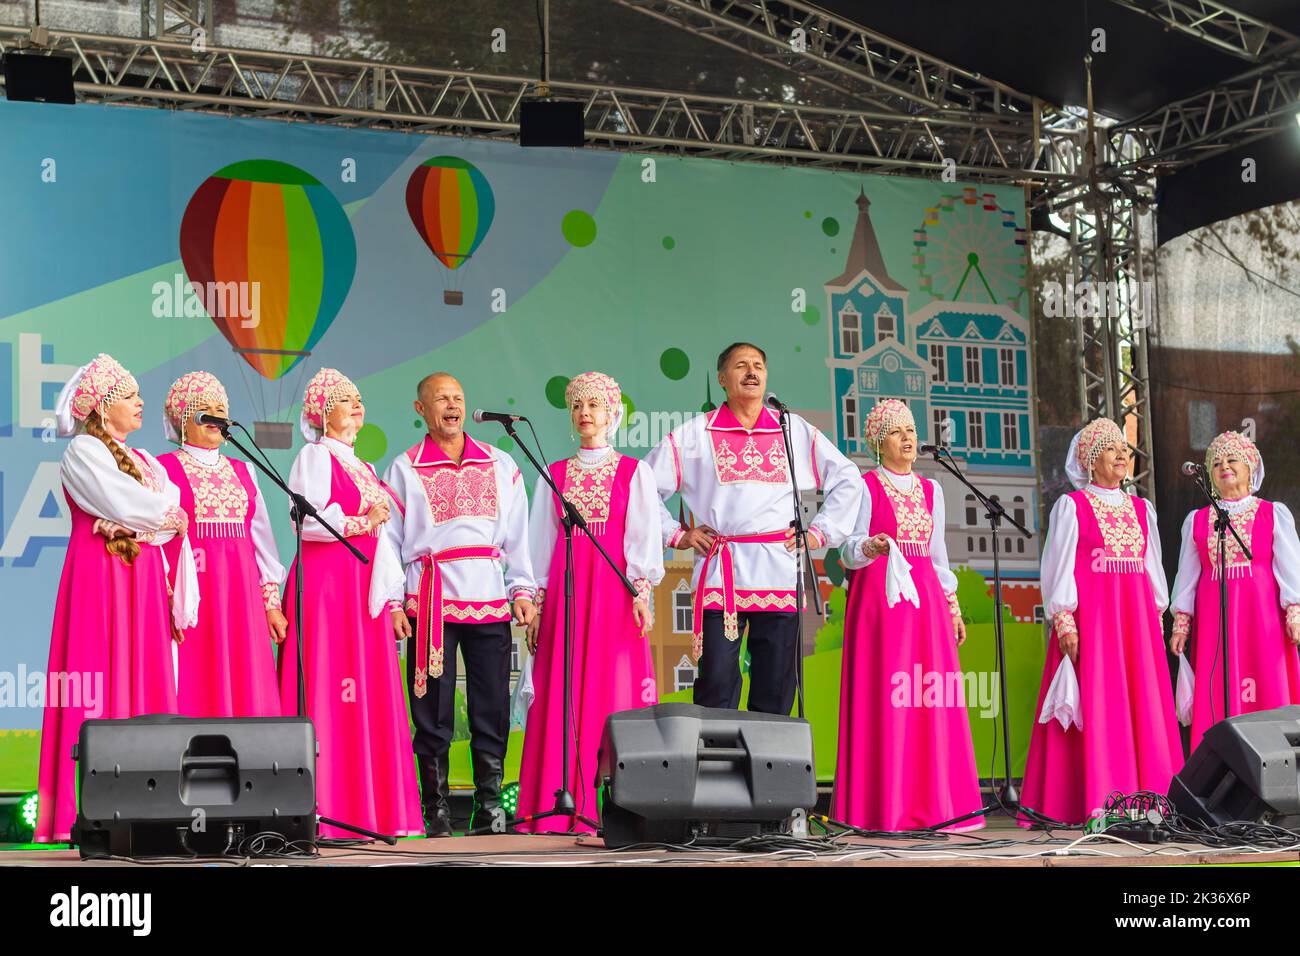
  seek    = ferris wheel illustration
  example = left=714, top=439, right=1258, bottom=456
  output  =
left=912, top=187, right=1028, bottom=311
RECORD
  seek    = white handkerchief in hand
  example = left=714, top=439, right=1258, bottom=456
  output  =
left=883, top=536, right=920, bottom=608
left=1176, top=652, right=1195, bottom=726
left=368, top=536, right=405, bottom=619
left=170, top=537, right=201, bottom=630
left=510, top=654, right=536, bottom=731
left=1038, top=656, right=1082, bottom=731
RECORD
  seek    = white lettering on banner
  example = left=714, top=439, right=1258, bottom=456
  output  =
left=0, top=461, right=68, bottom=559
left=18, top=332, right=77, bottom=429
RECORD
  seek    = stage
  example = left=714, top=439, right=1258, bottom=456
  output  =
left=3, top=817, right=1297, bottom=867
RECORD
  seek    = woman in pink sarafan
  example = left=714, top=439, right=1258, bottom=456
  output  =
left=276, top=368, right=423, bottom=839
left=1018, top=417, right=1182, bottom=827
left=515, top=372, right=664, bottom=833
left=155, top=372, right=286, bottom=718
left=36, top=354, right=198, bottom=843
left=1169, top=430, right=1300, bottom=752
left=831, top=398, right=982, bottom=832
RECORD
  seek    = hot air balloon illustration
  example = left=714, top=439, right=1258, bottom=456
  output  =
left=405, top=156, right=495, bottom=306
left=179, top=159, right=356, bottom=448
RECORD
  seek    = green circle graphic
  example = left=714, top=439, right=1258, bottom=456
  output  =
left=659, top=348, right=690, bottom=380
left=562, top=210, right=597, bottom=247
left=545, top=375, right=570, bottom=409
left=354, top=423, right=387, bottom=462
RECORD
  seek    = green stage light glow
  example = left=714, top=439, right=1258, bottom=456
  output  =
left=501, top=781, right=520, bottom=819
left=20, top=792, right=37, bottom=831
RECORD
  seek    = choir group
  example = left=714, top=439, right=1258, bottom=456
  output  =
left=32, top=342, right=1300, bottom=842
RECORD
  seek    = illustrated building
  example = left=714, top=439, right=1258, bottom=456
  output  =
left=646, top=558, right=701, bottom=695
left=825, top=189, right=1043, bottom=620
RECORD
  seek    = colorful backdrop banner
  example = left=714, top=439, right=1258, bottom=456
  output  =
left=0, top=99, right=1039, bottom=789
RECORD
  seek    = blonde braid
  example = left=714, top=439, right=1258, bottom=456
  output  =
left=83, top=411, right=143, bottom=565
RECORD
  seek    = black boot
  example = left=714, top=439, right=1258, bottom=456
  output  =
left=417, top=752, right=452, bottom=837
left=469, top=748, right=505, bottom=833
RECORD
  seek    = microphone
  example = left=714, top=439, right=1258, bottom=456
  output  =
left=472, top=409, right=528, bottom=425
left=919, top=444, right=941, bottom=454
left=1181, top=461, right=1203, bottom=477
left=764, top=393, right=789, bottom=413
left=195, top=412, right=240, bottom=430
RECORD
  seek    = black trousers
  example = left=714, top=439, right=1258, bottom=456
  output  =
left=406, top=618, right=512, bottom=762
left=694, top=609, right=799, bottom=715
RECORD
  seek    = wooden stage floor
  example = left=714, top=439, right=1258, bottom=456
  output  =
left=3, top=817, right=1297, bottom=867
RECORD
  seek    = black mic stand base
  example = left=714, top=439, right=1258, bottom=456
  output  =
left=317, top=816, right=398, bottom=845
left=505, top=787, right=601, bottom=836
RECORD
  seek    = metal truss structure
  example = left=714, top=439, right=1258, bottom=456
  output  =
left=1106, top=0, right=1297, bottom=62
left=139, top=0, right=214, bottom=42
left=1, top=0, right=1295, bottom=497
left=1112, top=55, right=1300, bottom=170
left=0, top=22, right=1081, bottom=180
left=1063, top=131, right=1160, bottom=497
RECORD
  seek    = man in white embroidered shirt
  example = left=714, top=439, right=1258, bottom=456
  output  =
left=385, top=372, right=536, bottom=836
left=644, top=342, right=862, bottom=715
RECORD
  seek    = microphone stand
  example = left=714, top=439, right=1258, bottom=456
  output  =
left=920, top=445, right=1058, bottom=829
left=1185, top=466, right=1251, bottom=723
left=481, top=417, right=636, bottom=834
left=220, top=422, right=395, bottom=846
left=771, top=401, right=823, bottom=720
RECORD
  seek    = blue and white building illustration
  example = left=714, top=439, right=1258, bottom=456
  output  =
left=824, top=190, right=1042, bottom=614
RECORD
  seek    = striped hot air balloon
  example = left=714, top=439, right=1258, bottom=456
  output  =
left=179, top=159, right=356, bottom=445
left=405, top=156, right=495, bottom=305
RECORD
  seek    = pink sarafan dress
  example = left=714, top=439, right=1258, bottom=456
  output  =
left=1171, top=496, right=1300, bottom=752
left=515, top=448, right=664, bottom=833
left=158, top=444, right=284, bottom=718
left=276, top=437, right=423, bottom=839
left=1019, top=485, right=1183, bottom=827
left=36, top=435, right=198, bottom=843
left=831, top=467, right=983, bottom=832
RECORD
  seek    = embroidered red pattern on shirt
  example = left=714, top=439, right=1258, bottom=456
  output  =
left=443, top=598, right=511, bottom=622
left=417, top=462, right=498, bottom=525
left=710, top=431, right=788, bottom=485
left=701, top=588, right=797, bottom=611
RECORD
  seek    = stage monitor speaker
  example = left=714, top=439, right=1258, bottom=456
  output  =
left=2, top=51, right=75, bottom=104
left=519, top=99, right=584, bottom=147
left=1168, top=705, right=1300, bottom=829
left=597, top=702, right=817, bottom=847
left=72, top=714, right=317, bottom=859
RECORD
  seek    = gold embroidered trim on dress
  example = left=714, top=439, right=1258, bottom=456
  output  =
left=1082, top=490, right=1145, bottom=572
left=562, top=452, right=620, bottom=527
left=878, top=472, right=933, bottom=555
left=1205, top=497, right=1260, bottom=579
